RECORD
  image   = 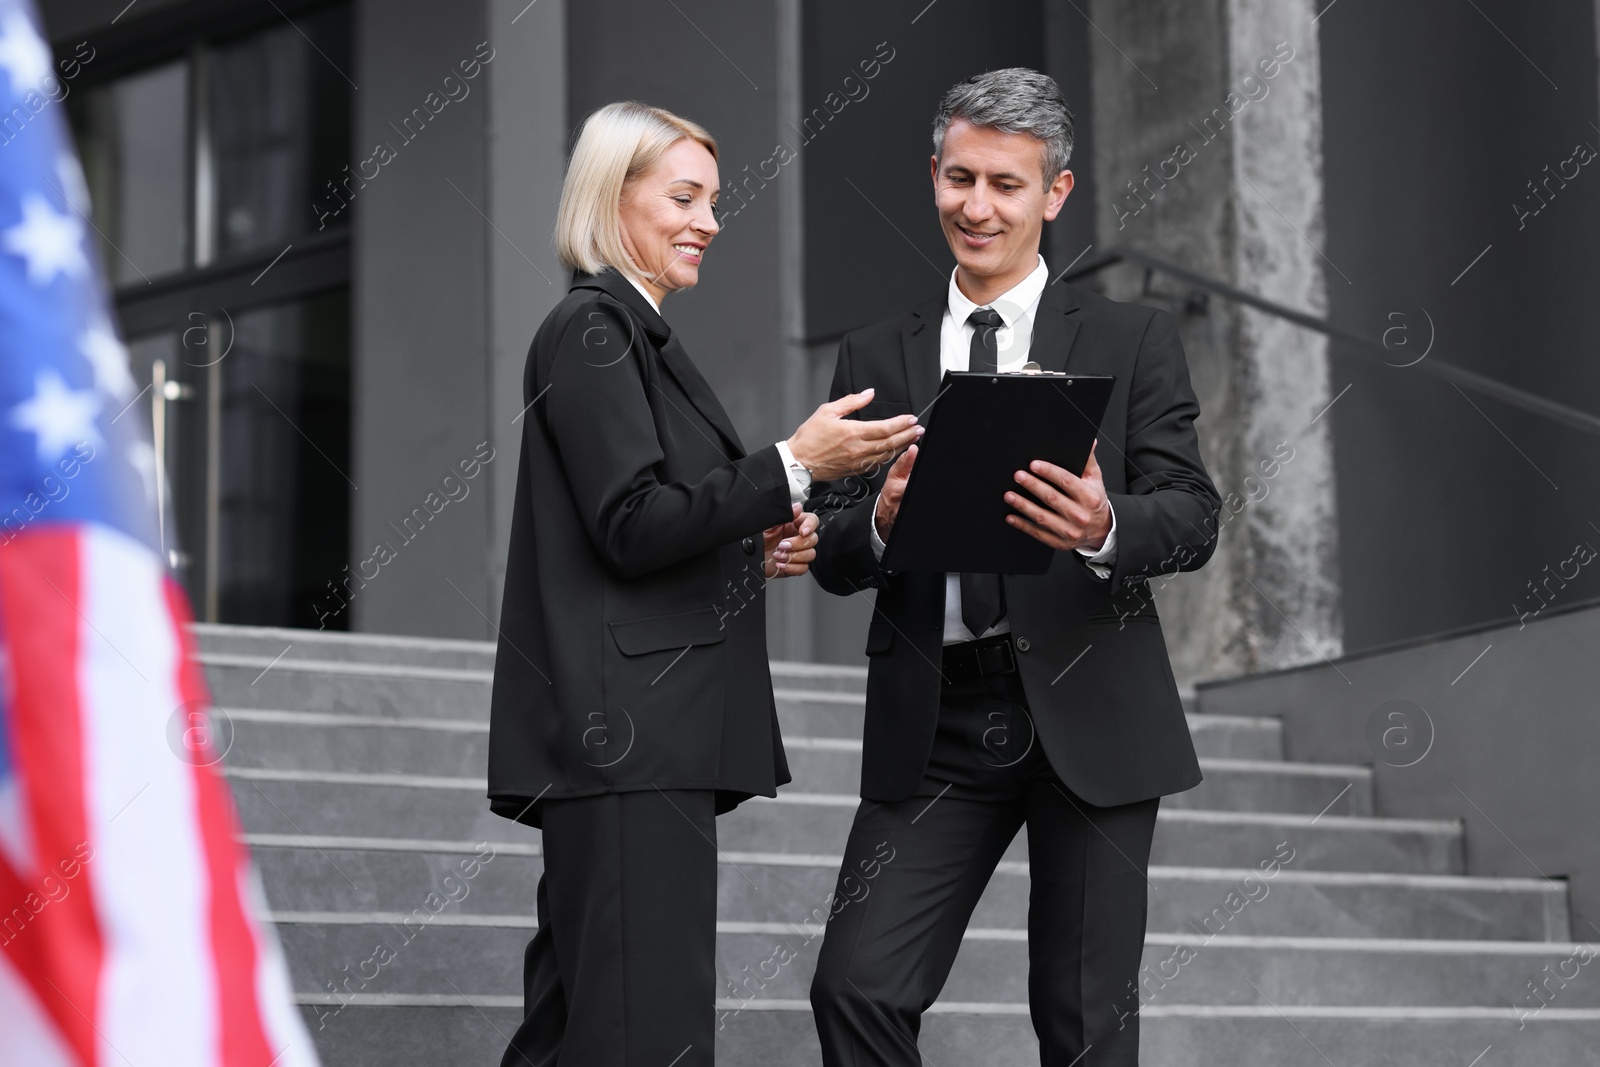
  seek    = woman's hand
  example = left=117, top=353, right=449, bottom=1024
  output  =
left=786, top=389, right=923, bottom=482
left=764, top=505, right=820, bottom=579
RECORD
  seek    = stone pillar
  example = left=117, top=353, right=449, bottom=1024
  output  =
left=1086, top=0, right=1342, bottom=682
left=766, top=0, right=817, bottom=662
left=351, top=0, right=494, bottom=637
left=484, top=0, right=568, bottom=623
left=351, top=0, right=567, bottom=638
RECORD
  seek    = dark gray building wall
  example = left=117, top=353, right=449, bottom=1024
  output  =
left=348, top=0, right=496, bottom=636
left=1197, top=597, right=1600, bottom=936
left=798, top=0, right=1048, bottom=344
left=565, top=0, right=787, bottom=460
left=1042, top=0, right=1097, bottom=278
left=1320, top=0, right=1600, bottom=651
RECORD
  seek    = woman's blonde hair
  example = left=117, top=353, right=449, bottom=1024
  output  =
left=555, top=101, right=718, bottom=276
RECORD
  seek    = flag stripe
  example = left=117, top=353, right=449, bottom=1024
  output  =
left=0, top=529, right=103, bottom=1064
left=0, top=951, right=76, bottom=1066
left=80, top=526, right=216, bottom=1065
left=166, top=579, right=277, bottom=1066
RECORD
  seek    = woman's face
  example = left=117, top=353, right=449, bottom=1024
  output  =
left=618, top=138, right=720, bottom=304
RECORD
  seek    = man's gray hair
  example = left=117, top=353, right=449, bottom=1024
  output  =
left=932, top=68, right=1074, bottom=181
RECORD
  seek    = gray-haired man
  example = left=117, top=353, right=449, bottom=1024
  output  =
left=806, top=68, right=1221, bottom=1065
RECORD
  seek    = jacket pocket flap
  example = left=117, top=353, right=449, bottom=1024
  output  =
left=608, top=606, right=728, bottom=656
left=864, top=615, right=895, bottom=654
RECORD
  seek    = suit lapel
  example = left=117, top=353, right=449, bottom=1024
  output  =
left=1028, top=281, right=1084, bottom=374
left=901, top=280, right=1084, bottom=418
left=900, top=297, right=946, bottom=420
left=576, top=270, right=747, bottom=458
left=656, top=334, right=747, bottom=457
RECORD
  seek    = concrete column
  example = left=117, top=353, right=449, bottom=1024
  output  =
left=1086, top=0, right=1342, bottom=683
left=766, top=0, right=816, bottom=662
left=350, top=0, right=495, bottom=637
left=348, top=0, right=567, bottom=638
left=484, top=0, right=568, bottom=623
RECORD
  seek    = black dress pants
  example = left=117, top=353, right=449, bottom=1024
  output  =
left=500, top=788, right=718, bottom=1067
left=809, top=670, right=1160, bottom=1066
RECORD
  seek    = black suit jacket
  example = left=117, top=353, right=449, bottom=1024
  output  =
left=810, top=281, right=1221, bottom=807
left=488, top=271, right=795, bottom=827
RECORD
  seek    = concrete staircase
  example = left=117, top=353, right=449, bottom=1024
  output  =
left=194, top=623, right=1600, bottom=1065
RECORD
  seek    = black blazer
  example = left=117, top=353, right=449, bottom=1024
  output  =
left=810, top=281, right=1222, bottom=808
left=488, top=270, right=796, bottom=827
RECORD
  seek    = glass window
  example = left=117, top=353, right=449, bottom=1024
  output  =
left=70, top=60, right=190, bottom=286
left=209, top=6, right=351, bottom=258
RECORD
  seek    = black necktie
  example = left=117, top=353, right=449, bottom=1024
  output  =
left=960, top=307, right=1006, bottom=638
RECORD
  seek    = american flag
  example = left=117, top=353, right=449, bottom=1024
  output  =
left=0, top=1, right=317, bottom=1063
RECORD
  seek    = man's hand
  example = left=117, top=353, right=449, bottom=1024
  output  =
left=1003, top=441, right=1112, bottom=552
left=765, top=504, right=819, bottom=579
left=873, top=444, right=918, bottom=543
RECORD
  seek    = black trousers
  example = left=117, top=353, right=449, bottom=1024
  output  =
left=810, top=670, right=1160, bottom=1066
left=500, top=788, right=718, bottom=1067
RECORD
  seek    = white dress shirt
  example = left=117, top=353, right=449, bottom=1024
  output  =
left=623, top=273, right=809, bottom=508
left=867, top=256, right=1119, bottom=644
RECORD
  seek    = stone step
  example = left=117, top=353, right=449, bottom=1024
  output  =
left=227, top=771, right=1461, bottom=874
left=715, top=928, right=1600, bottom=1010
left=202, top=663, right=867, bottom=723
left=769, top=661, right=869, bottom=696
left=727, top=795, right=1461, bottom=875
left=1139, top=1011, right=1600, bottom=1067
left=192, top=625, right=872, bottom=699
left=771, top=693, right=1282, bottom=761
left=1186, top=714, right=1283, bottom=761
left=248, top=836, right=1569, bottom=941
left=204, top=661, right=1275, bottom=763
left=191, top=623, right=497, bottom=672
left=1168, top=758, right=1368, bottom=816
left=294, top=1001, right=1600, bottom=1067
left=192, top=627, right=870, bottom=694
left=204, top=657, right=493, bottom=721
left=219, top=709, right=1290, bottom=788
left=269, top=914, right=1600, bottom=1010
left=222, top=709, right=490, bottom=779
left=220, top=713, right=1343, bottom=814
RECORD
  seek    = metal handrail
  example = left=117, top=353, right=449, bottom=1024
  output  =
left=1058, top=246, right=1600, bottom=438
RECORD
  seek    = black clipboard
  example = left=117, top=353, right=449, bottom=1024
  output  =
left=880, top=371, right=1115, bottom=574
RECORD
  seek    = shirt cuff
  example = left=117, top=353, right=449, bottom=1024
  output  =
left=1075, top=504, right=1117, bottom=580
left=869, top=494, right=887, bottom=561
left=774, top=439, right=810, bottom=507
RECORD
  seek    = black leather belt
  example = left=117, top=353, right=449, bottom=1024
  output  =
left=942, top=633, right=1017, bottom=684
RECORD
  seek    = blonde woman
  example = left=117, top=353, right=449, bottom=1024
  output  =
left=486, top=102, right=921, bottom=1065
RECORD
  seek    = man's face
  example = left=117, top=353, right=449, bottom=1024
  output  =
left=932, top=118, right=1073, bottom=288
